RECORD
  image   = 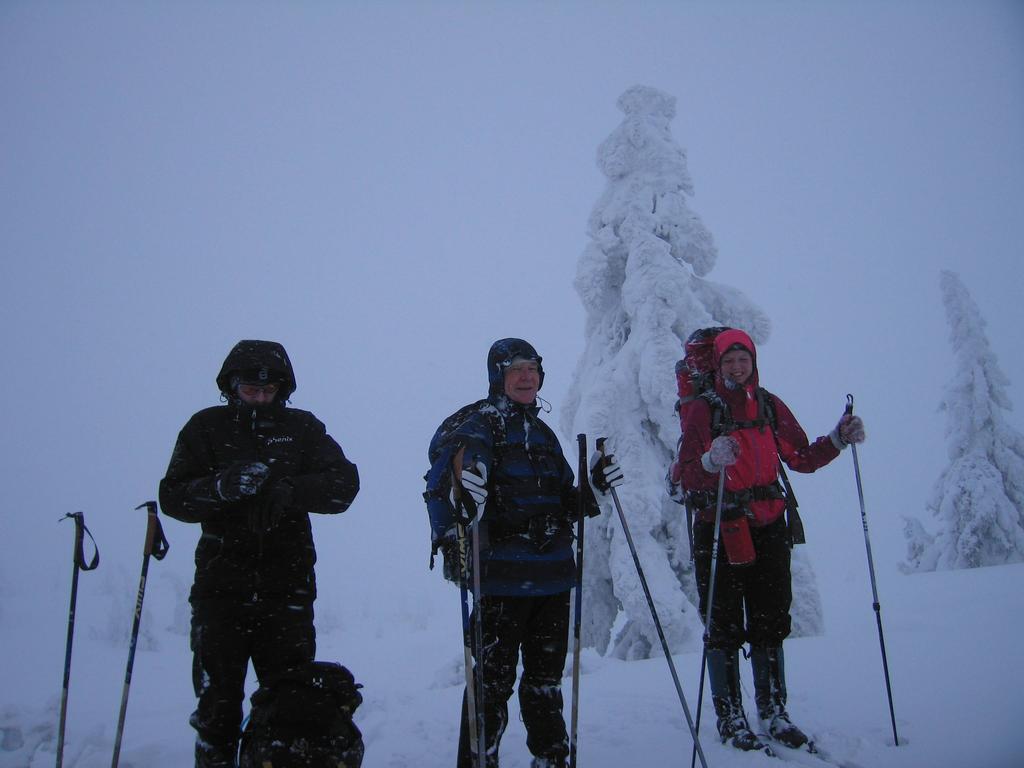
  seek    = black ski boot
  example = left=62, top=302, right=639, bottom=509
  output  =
left=706, top=648, right=768, bottom=752
left=751, top=645, right=809, bottom=749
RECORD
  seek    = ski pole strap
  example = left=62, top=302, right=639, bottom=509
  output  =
left=775, top=462, right=805, bottom=546
left=761, top=396, right=805, bottom=547
left=62, top=512, right=100, bottom=571
left=449, top=446, right=479, bottom=526
left=149, top=516, right=170, bottom=561
left=136, top=501, right=170, bottom=561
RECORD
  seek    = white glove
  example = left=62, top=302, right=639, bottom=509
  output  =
left=460, top=461, right=488, bottom=507
left=831, top=414, right=866, bottom=449
left=702, top=435, right=740, bottom=473
left=590, top=449, right=624, bottom=494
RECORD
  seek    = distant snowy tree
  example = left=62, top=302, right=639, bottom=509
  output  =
left=902, top=271, right=1024, bottom=571
left=562, top=85, right=822, bottom=659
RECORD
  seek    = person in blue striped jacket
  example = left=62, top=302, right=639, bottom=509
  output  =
left=429, top=338, right=622, bottom=768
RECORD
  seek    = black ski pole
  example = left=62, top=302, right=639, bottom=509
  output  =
left=452, top=448, right=486, bottom=768
left=569, top=434, right=588, bottom=768
left=690, top=468, right=726, bottom=768
left=469, top=482, right=487, bottom=768
left=111, top=501, right=169, bottom=768
left=846, top=395, right=899, bottom=746
left=57, top=512, right=100, bottom=768
left=596, top=439, right=710, bottom=768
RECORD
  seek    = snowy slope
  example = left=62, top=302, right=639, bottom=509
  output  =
left=2, top=542, right=1021, bottom=767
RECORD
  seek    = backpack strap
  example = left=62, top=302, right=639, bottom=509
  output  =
left=694, top=388, right=804, bottom=544
left=760, top=389, right=805, bottom=546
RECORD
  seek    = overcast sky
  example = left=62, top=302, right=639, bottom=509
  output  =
left=2, top=1, right=1022, bottom=619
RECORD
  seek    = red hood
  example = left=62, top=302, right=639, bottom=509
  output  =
left=713, top=328, right=759, bottom=391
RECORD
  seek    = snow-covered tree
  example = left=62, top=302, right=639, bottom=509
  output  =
left=562, top=85, right=822, bottom=659
left=902, top=271, right=1024, bottom=571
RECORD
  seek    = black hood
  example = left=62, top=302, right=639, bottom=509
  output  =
left=487, top=338, right=544, bottom=397
left=216, top=340, right=296, bottom=401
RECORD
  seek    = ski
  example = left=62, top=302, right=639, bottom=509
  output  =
left=757, top=734, right=862, bottom=768
left=452, top=447, right=487, bottom=768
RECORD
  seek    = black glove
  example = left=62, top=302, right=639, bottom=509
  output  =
left=437, top=527, right=464, bottom=584
left=590, top=450, right=624, bottom=495
left=248, top=479, right=295, bottom=532
left=215, top=461, right=270, bottom=501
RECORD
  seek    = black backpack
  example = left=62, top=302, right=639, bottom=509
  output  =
left=426, top=399, right=506, bottom=466
left=239, top=661, right=364, bottom=768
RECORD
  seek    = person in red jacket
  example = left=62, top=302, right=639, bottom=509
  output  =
left=678, top=328, right=865, bottom=752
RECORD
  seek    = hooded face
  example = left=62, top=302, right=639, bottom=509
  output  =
left=503, top=357, right=541, bottom=404
left=216, top=340, right=296, bottom=404
left=487, top=338, right=544, bottom=399
left=719, top=348, right=753, bottom=386
left=713, top=329, right=758, bottom=389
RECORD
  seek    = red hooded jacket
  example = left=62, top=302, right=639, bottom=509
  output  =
left=677, top=329, right=840, bottom=527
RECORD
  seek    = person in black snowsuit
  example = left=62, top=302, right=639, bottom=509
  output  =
left=159, top=340, right=359, bottom=768
left=426, top=338, right=623, bottom=768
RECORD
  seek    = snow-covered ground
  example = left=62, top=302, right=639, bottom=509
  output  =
left=2, top=514, right=1020, bottom=768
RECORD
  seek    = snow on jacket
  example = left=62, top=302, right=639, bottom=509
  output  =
left=678, top=329, right=839, bottom=526
left=445, top=394, right=593, bottom=596
left=159, top=341, right=359, bottom=604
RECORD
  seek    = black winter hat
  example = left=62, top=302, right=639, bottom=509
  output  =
left=487, top=338, right=544, bottom=397
left=216, top=340, right=296, bottom=400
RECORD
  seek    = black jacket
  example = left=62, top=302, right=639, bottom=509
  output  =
left=159, top=401, right=359, bottom=604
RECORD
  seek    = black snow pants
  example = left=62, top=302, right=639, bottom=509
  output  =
left=457, top=591, right=570, bottom=768
left=189, top=598, right=315, bottom=752
left=693, top=516, right=793, bottom=650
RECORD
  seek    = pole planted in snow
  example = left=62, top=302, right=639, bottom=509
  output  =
left=110, top=501, right=168, bottom=768
left=846, top=394, right=899, bottom=746
left=597, top=439, right=709, bottom=768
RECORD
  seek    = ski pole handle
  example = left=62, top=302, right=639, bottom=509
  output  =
left=846, top=393, right=855, bottom=416
left=61, top=511, right=100, bottom=572
left=594, top=437, right=614, bottom=483
left=136, top=501, right=169, bottom=561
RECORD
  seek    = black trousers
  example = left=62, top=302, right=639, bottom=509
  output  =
left=189, top=599, right=315, bottom=747
left=693, top=517, right=792, bottom=650
left=457, top=591, right=571, bottom=768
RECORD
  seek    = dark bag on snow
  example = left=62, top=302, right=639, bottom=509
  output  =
left=239, top=661, right=364, bottom=768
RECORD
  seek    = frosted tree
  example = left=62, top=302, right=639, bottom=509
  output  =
left=562, top=85, right=822, bottom=659
left=902, top=271, right=1024, bottom=571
